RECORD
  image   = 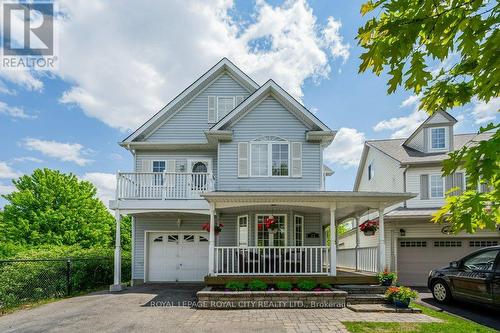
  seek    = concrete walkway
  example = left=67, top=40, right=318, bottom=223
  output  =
left=0, top=284, right=440, bottom=333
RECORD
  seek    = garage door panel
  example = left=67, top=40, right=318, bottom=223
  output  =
left=147, top=232, right=209, bottom=282
left=397, top=239, right=494, bottom=286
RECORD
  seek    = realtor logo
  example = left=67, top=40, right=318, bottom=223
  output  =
left=1, top=1, right=58, bottom=70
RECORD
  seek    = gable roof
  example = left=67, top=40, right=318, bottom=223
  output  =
left=122, top=58, right=260, bottom=143
left=353, top=132, right=493, bottom=190
left=403, top=110, right=457, bottom=147
left=209, top=79, right=331, bottom=132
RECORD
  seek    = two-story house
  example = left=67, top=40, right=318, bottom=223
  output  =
left=108, top=58, right=412, bottom=290
left=337, top=111, right=499, bottom=286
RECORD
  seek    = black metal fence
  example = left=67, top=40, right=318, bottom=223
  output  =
left=0, top=258, right=131, bottom=310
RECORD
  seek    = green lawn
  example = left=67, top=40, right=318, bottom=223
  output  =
left=343, top=304, right=497, bottom=333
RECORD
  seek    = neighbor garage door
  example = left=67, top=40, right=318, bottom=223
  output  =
left=397, top=239, right=499, bottom=286
left=147, top=232, right=209, bottom=282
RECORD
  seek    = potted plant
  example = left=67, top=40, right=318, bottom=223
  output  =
left=201, top=222, right=224, bottom=236
left=376, top=269, right=397, bottom=286
left=385, top=286, right=418, bottom=308
left=359, top=219, right=378, bottom=236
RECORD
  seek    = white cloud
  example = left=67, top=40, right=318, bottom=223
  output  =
left=81, top=172, right=116, bottom=207
left=373, top=110, right=427, bottom=138
left=51, top=0, right=349, bottom=130
left=0, top=101, right=36, bottom=119
left=0, top=162, right=22, bottom=179
left=324, top=128, right=365, bottom=168
left=399, top=94, right=420, bottom=108
left=23, top=138, right=93, bottom=166
left=0, top=70, right=43, bottom=92
left=471, top=98, right=499, bottom=124
left=0, top=183, right=15, bottom=195
left=12, top=156, right=44, bottom=163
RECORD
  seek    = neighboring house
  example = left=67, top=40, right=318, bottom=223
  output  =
left=108, top=58, right=412, bottom=290
left=337, top=111, right=499, bottom=286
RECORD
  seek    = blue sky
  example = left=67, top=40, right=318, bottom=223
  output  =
left=0, top=0, right=497, bottom=207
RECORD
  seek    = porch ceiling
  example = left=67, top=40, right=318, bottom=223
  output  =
left=202, top=191, right=416, bottom=221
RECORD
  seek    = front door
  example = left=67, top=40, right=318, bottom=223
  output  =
left=451, top=249, right=499, bottom=304
left=188, top=160, right=212, bottom=195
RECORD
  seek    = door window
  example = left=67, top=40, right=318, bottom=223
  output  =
left=463, top=250, right=499, bottom=271
left=191, top=162, right=208, bottom=189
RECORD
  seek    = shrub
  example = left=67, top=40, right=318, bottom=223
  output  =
left=297, top=279, right=317, bottom=291
left=319, top=283, right=332, bottom=290
left=248, top=279, right=267, bottom=291
left=276, top=281, right=292, bottom=291
left=225, top=281, right=245, bottom=291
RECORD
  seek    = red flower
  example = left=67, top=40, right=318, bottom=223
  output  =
left=359, top=219, right=378, bottom=232
left=258, top=223, right=264, bottom=231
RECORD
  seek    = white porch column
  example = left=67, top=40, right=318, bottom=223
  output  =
left=354, top=216, right=360, bottom=271
left=378, top=207, right=386, bottom=272
left=110, top=209, right=125, bottom=292
left=208, top=203, right=215, bottom=275
left=329, top=204, right=337, bottom=276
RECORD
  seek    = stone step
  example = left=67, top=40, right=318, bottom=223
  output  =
left=346, top=294, right=387, bottom=304
left=336, top=284, right=388, bottom=295
left=347, top=303, right=422, bottom=313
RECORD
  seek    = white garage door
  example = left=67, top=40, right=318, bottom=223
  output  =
left=397, top=239, right=499, bottom=286
left=147, top=232, right=209, bottom=282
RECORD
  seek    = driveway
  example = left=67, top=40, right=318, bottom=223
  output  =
left=0, top=284, right=439, bottom=333
left=417, top=291, right=500, bottom=331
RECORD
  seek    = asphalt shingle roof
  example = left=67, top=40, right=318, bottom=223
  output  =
left=367, top=132, right=493, bottom=164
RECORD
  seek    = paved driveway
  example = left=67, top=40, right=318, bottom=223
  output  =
left=417, top=291, right=500, bottom=331
left=0, top=284, right=439, bottom=333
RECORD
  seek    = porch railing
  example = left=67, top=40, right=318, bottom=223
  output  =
left=214, top=246, right=330, bottom=275
left=116, top=172, right=214, bottom=200
left=337, top=246, right=378, bottom=273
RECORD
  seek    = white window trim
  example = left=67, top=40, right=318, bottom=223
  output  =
left=217, top=96, right=235, bottom=122
left=294, top=215, right=304, bottom=246
left=429, top=174, right=445, bottom=198
left=254, top=214, right=287, bottom=246
left=237, top=215, right=249, bottom=247
left=249, top=140, right=290, bottom=177
left=429, top=126, right=448, bottom=152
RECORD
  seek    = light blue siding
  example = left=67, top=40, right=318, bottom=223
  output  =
left=218, top=96, right=322, bottom=191
left=145, top=73, right=251, bottom=143
left=133, top=211, right=322, bottom=280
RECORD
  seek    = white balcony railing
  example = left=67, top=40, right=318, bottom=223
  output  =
left=337, top=246, right=378, bottom=273
left=116, top=172, right=214, bottom=200
left=214, top=246, right=330, bottom=275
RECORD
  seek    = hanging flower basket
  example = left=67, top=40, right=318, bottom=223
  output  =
left=264, top=216, right=280, bottom=234
left=201, top=222, right=224, bottom=236
left=359, top=219, right=378, bottom=236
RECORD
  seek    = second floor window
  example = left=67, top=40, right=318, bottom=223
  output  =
left=250, top=138, right=289, bottom=177
left=217, top=97, right=235, bottom=120
left=430, top=174, right=444, bottom=198
left=430, top=127, right=446, bottom=150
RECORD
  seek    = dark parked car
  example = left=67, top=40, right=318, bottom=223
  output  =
left=427, top=245, right=500, bottom=307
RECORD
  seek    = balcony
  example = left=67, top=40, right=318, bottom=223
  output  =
left=116, top=172, right=214, bottom=200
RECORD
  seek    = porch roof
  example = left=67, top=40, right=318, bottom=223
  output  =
left=202, top=191, right=416, bottom=221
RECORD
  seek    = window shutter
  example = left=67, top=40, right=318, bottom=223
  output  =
left=291, top=142, right=302, bottom=178
left=445, top=174, right=453, bottom=196
left=454, top=172, right=464, bottom=195
left=142, top=159, right=152, bottom=172
left=238, top=142, right=249, bottom=177
left=420, top=174, right=429, bottom=200
left=208, top=96, right=216, bottom=123
left=235, top=96, right=244, bottom=106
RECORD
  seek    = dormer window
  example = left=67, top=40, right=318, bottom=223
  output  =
left=430, top=127, right=447, bottom=150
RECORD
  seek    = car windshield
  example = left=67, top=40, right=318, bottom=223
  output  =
left=463, top=250, right=499, bottom=271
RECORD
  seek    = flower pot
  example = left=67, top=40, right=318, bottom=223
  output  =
left=381, top=278, right=393, bottom=286
left=394, top=298, right=410, bottom=308
left=363, top=230, right=375, bottom=236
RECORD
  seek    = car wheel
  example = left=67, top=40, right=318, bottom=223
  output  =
left=432, top=280, right=451, bottom=304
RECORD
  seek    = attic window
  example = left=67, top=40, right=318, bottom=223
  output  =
left=430, top=127, right=446, bottom=150
left=368, top=161, right=375, bottom=181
